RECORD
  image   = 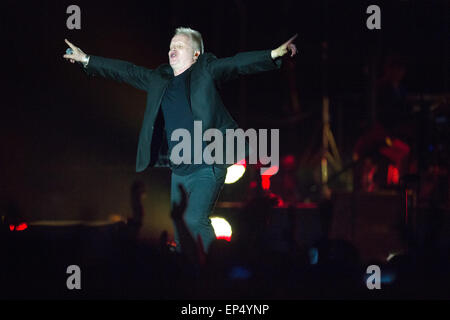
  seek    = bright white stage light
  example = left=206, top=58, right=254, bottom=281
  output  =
left=225, top=160, right=246, bottom=184
left=210, top=217, right=232, bottom=241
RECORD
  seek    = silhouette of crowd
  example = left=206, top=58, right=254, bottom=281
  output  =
left=1, top=178, right=449, bottom=300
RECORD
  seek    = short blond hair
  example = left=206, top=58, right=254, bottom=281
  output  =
left=174, top=27, right=204, bottom=54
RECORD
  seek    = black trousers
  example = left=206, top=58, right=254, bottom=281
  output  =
left=170, top=165, right=227, bottom=253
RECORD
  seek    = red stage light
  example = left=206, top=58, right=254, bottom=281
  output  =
left=8, top=223, right=28, bottom=231
left=16, top=223, right=28, bottom=231
left=260, top=165, right=279, bottom=190
left=216, top=235, right=232, bottom=242
left=261, top=175, right=271, bottom=190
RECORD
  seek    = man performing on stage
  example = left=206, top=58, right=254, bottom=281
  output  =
left=63, top=27, right=297, bottom=253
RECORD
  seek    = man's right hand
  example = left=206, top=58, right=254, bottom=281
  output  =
left=63, top=39, right=88, bottom=64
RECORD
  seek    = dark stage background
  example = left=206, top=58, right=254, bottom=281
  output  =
left=2, top=0, right=448, bottom=247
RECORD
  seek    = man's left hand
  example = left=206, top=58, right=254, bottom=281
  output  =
left=271, top=34, right=298, bottom=59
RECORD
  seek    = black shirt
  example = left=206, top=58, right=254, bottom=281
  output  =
left=160, top=67, right=208, bottom=175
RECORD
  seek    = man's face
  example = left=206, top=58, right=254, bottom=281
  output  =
left=168, top=34, right=198, bottom=71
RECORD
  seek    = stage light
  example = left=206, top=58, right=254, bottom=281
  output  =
left=260, top=165, right=279, bottom=190
left=387, top=164, right=400, bottom=185
left=8, top=223, right=28, bottom=231
left=15, top=223, right=28, bottom=231
left=225, top=159, right=246, bottom=184
left=381, top=272, right=397, bottom=284
left=261, top=175, right=271, bottom=190
left=211, top=217, right=232, bottom=241
left=229, top=266, right=252, bottom=280
left=363, top=270, right=397, bottom=285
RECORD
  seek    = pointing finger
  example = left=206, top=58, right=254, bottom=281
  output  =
left=285, top=33, right=298, bottom=45
left=65, top=39, right=77, bottom=50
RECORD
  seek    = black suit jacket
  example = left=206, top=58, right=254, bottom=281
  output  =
left=83, top=50, right=282, bottom=172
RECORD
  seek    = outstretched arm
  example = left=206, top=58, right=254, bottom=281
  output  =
left=63, top=39, right=152, bottom=91
left=206, top=34, right=298, bottom=82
